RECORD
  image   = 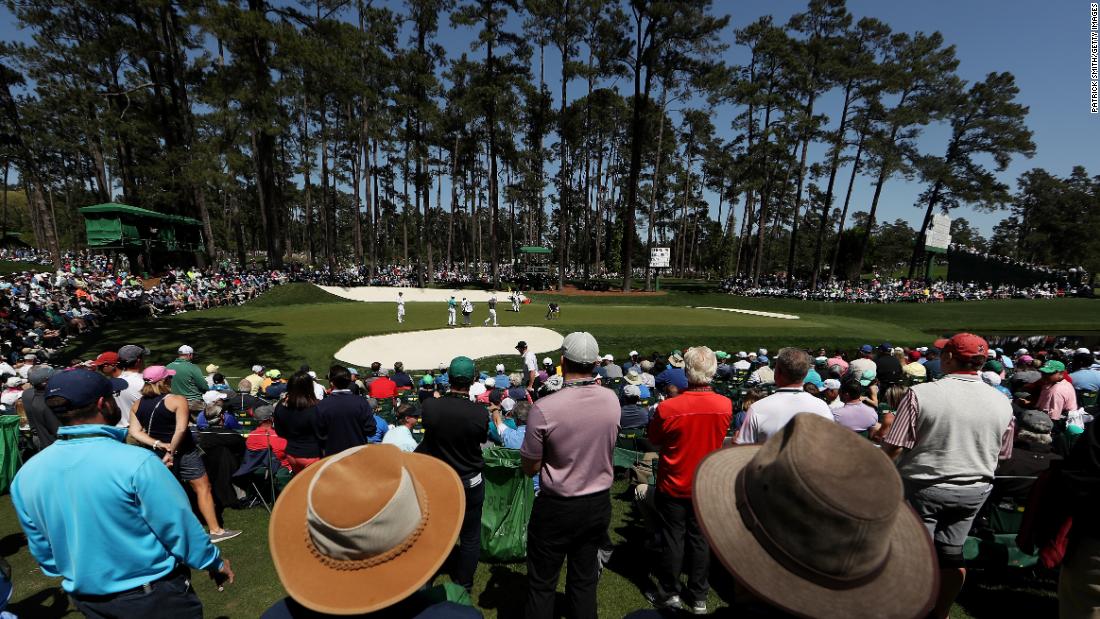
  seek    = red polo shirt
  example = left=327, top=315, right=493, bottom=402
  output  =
left=647, top=388, right=733, bottom=498
left=369, top=376, right=398, bottom=399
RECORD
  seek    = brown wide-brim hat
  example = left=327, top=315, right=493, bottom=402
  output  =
left=693, top=439, right=937, bottom=618
left=269, top=448, right=464, bottom=615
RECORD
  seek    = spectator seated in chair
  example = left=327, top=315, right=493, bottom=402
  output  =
left=244, top=405, right=290, bottom=472
left=992, top=409, right=1061, bottom=507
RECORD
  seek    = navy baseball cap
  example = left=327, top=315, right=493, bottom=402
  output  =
left=45, top=369, right=128, bottom=412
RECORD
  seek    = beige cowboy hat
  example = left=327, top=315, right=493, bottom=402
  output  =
left=693, top=414, right=937, bottom=619
left=269, top=444, right=464, bottom=614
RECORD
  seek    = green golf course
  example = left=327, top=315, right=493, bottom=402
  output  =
left=0, top=282, right=1084, bottom=617
left=53, top=282, right=1100, bottom=377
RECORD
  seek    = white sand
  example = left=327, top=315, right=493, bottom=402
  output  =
left=334, top=326, right=564, bottom=371
left=693, top=306, right=801, bottom=320
left=319, top=285, right=508, bottom=303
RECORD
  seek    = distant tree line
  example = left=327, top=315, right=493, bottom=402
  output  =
left=1, top=0, right=1088, bottom=288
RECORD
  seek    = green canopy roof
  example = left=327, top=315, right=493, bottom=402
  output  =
left=519, top=246, right=551, bottom=254
left=80, top=203, right=202, bottom=226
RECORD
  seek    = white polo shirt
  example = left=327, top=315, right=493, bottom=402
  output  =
left=736, top=388, right=834, bottom=445
left=523, top=351, right=538, bottom=375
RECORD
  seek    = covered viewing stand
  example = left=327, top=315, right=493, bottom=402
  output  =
left=516, top=245, right=554, bottom=290
left=79, top=202, right=205, bottom=272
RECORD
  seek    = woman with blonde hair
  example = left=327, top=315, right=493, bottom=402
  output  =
left=128, top=365, right=241, bottom=543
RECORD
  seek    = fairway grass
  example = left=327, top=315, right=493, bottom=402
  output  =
left=56, top=283, right=1098, bottom=375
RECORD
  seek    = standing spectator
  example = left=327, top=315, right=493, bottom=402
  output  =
left=692, top=414, right=937, bottom=619
left=645, top=346, right=732, bottom=614
left=832, top=377, right=880, bottom=434
left=272, top=372, right=322, bottom=473
left=22, top=365, right=57, bottom=451
left=520, top=332, right=619, bottom=619
left=736, top=348, right=833, bottom=445
left=517, top=340, right=538, bottom=390
left=128, top=366, right=241, bottom=543
left=1035, top=360, right=1078, bottom=422
left=262, top=444, right=477, bottom=618
left=382, top=403, right=421, bottom=452
left=447, top=295, right=457, bottom=327
left=415, top=356, right=488, bottom=592
left=114, top=345, right=148, bottom=428
left=882, top=333, right=1014, bottom=619
left=11, top=370, right=234, bottom=617
left=316, top=366, right=376, bottom=456
left=167, top=345, right=209, bottom=412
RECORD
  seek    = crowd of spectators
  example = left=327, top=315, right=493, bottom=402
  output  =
left=721, top=275, right=1077, bottom=302
left=5, top=325, right=1100, bottom=618
left=0, top=253, right=285, bottom=367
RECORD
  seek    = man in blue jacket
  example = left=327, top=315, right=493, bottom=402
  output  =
left=11, top=369, right=234, bottom=617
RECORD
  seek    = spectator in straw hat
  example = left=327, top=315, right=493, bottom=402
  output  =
left=263, top=444, right=479, bottom=618
left=693, top=414, right=937, bottom=619
left=624, top=367, right=650, bottom=400
left=882, top=333, right=1014, bottom=618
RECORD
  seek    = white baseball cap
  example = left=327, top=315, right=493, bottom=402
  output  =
left=495, top=363, right=505, bottom=373
left=1076, top=347, right=1092, bottom=355
left=252, top=364, right=263, bottom=373
left=629, top=350, right=639, bottom=357
left=737, top=351, right=747, bottom=358
left=178, top=345, right=194, bottom=355
left=603, top=354, right=614, bottom=362
left=1016, top=348, right=1029, bottom=355
left=501, top=397, right=516, bottom=412
left=202, top=390, right=228, bottom=405
left=543, top=357, right=553, bottom=366
left=758, top=348, right=768, bottom=356
left=822, top=379, right=841, bottom=390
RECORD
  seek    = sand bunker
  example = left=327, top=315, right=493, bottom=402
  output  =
left=334, top=326, right=564, bottom=371
left=319, top=285, right=507, bottom=303
left=693, top=306, right=800, bottom=320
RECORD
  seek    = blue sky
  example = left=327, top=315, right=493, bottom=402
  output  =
left=1, top=0, right=1095, bottom=238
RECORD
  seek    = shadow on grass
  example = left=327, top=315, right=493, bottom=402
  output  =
left=0, top=532, right=26, bottom=557
left=955, top=568, right=1058, bottom=618
left=477, top=564, right=530, bottom=618
left=607, top=487, right=657, bottom=594
left=59, top=316, right=290, bottom=370
left=7, top=586, right=71, bottom=619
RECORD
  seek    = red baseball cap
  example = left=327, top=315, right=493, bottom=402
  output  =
left=943, top=333, right=988, bottom=358
left=907, top=350, right=922, bottom=362
left=932, top=338, right=950, bottom=350
left=91, top=351, right=120, bottom=367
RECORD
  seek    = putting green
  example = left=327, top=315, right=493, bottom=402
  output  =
left=60, top=283, right=1096, bottom=380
